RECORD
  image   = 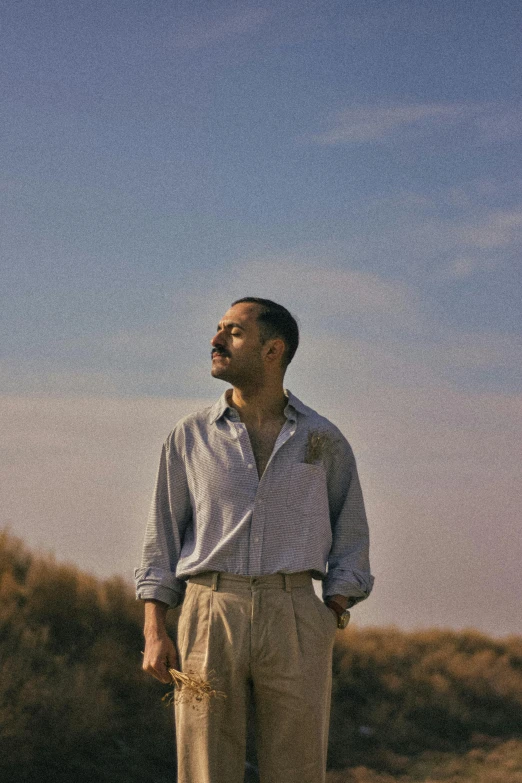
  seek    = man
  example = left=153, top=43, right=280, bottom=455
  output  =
left=135, top=297, right=374, bottom=783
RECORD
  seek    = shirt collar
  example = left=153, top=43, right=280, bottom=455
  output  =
left=207, top=390, right=235, bottom=424
left=207, top=388, right=310, bottom=425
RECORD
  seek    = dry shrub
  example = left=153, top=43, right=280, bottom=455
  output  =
left=2, top=529, right=522, bottom=782
left=328, top=739, right=522, bottom=781
left=329, top=624, right=522, bottom=769
left=0, top=529, right=175, bottom=783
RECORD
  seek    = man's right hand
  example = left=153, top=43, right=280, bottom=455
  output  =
left=142, top=633, right=178, bottom=683
left=142, top=599, right=179, bottom=683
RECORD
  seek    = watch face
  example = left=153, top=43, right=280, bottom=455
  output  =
left=338, top=611, right=350, bottom=629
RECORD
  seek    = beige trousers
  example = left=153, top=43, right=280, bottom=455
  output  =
left=175, top=571, right=337, bottom=783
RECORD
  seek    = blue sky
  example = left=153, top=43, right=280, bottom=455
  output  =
left=2, top=1, right=521, bottom=635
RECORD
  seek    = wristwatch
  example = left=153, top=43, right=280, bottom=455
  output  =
left=325, top=598, right=351, bottom=629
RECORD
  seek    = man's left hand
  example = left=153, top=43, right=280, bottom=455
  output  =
left=327, top=594, right=348, bottom=610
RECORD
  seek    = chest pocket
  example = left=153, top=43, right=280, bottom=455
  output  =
left=286, top=463, right=328, bottom=515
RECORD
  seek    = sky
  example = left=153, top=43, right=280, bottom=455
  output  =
left=1, top=0, right=521, bottom=637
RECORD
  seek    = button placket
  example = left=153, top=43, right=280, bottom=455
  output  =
left=248, top=416, right=297, bottom=574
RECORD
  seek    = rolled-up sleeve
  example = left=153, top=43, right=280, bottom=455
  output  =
left=322, top=436, right=375, bottom=604
left=134, top=432, right=192, bottom=607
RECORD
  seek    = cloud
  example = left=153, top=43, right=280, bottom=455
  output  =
left=174, top=9, right=269, bottom=50
left=224, top=255, right=521, bottom=392
left=295, top=329, right=522, bottom=403
left=401, top=203, right=522, bottom=279
left=421, top=205, right=522, bottom=278
left=308, top=102, right=522, bottom=146
left=439, top=256, right=478, bottom=280
left=228, top=256, right=426, bottom=335
left=456, top=208, right=522, bottom=250
left=344, top=182, right=522, bottom=280
left=445, top=177, right=522, bottom=208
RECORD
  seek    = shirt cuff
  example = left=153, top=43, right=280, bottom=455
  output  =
left=134, top=567, right=185, bottom=608
left=323, top=570, right=375, bottom=606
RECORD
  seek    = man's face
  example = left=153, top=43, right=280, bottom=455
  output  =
left=210, top=302, right=266, bottom=385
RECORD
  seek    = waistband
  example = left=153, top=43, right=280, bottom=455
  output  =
left=186, top=571, right=313, bottom=592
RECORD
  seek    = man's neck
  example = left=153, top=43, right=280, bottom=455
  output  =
left=227, top=385, right=287, bottom=427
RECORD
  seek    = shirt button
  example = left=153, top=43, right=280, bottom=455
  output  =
left=247, top=463, right=254, bottom=469
left=254, top=537, right=260, bottom=543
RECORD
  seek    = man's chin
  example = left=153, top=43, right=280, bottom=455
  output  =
left=211, top=365, right=230, bottom=380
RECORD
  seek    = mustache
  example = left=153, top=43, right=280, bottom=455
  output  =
left=211, top=348, right=230, bottom=358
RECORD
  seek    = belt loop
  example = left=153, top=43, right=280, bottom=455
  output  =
left=212, top=572, right=220, bottom=591
left=284, top=573, right=292, bottom=592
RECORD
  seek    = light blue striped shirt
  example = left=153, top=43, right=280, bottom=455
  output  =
left=135, top=390, right=374, bottom=608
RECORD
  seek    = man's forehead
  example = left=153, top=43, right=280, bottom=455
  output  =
left=219, top=302, right=260, bottom=327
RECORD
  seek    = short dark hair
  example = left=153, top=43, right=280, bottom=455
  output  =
left=231, top=297, right=299, bottom=368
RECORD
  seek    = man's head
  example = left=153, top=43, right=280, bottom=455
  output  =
left=210, top=298, right=299, bottom=387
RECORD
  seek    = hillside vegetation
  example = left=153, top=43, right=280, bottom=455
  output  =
left=1, top=530, right=521, bottom=782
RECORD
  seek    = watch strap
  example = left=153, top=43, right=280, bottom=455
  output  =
left=325, top=599, right=347, bottom=617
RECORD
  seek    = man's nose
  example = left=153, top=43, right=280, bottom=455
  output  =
left=211, top=331, right=224, bottom=347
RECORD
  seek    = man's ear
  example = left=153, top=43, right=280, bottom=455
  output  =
left=264, top=338, right=286, bottom=365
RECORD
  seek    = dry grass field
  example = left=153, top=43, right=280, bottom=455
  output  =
left=1, top=529, right=521, bottom=782
left=326, top=740, right=522, bottom=782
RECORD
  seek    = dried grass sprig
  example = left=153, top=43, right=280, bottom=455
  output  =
left=304, top=430, right=334, bottom=464
left=162, top=668, right=226, bottom=707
